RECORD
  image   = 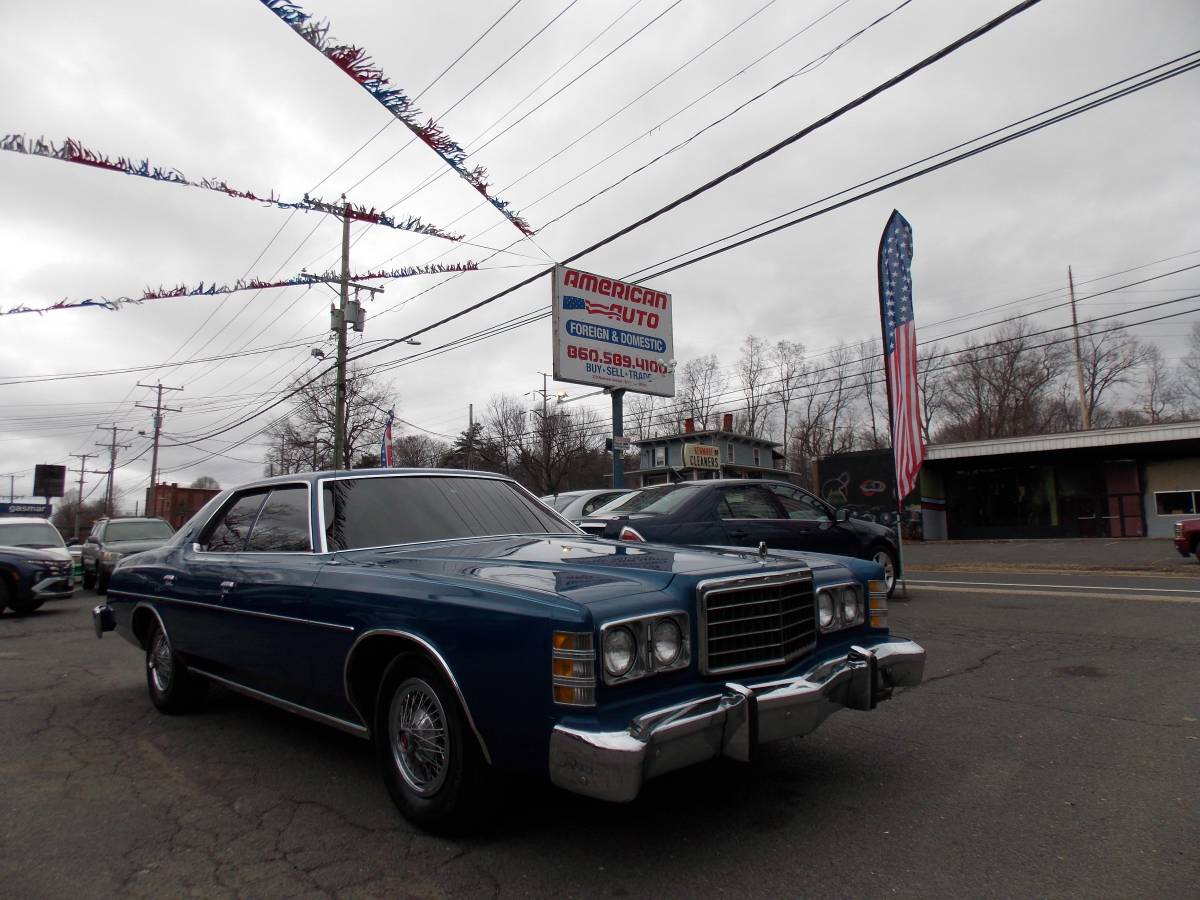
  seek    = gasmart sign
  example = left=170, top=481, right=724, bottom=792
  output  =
left=551, top=265, right=675, bottom=398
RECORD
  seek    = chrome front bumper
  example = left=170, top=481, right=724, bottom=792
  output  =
left=549, top=638, right=925, bottom=802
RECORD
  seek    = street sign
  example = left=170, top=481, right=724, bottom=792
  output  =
left=551, top=265, right=675, bottom=397
left=612, top=435, right=632, bottom=450
left=0, top=502, right=52, bottom=517
left=33, top=464, right=66, bottom=498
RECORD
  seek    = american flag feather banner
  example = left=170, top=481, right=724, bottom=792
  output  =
left=379, top=408, right=395, bottom=468
left=878, top=210, right=924, bottom=504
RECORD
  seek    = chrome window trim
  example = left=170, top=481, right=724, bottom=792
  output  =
left=188, top=666, right=368, bottom=739
left=110, top=588, right=354, bottom=632
left=193, top=481, right=319, bottom=555
left=696, top=567, right=816, bottom=677
left=342, top=627, right=491, bottom=763
left=599, top=609, right=691, bottom=686
left=316, top=471, right=583, bottom=554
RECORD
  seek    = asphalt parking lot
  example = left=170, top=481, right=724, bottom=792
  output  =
left=2, top=579, right=1197, bottom=899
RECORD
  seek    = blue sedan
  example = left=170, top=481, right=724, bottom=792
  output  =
left=94, top=470, right=924, bottom=832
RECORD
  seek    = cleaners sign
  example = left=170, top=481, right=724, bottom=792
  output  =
left=552, top=265, right=675, bottom=397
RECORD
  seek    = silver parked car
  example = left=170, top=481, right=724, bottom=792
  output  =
left=540, top=488, right=632, bottom=522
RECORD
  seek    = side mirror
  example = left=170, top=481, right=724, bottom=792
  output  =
left=86, top=536, right=99, bottom=544
left=835, top=508, right=851, bottom=523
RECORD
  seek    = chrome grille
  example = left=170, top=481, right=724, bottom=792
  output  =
left=699, top=571, right=816, bottom=675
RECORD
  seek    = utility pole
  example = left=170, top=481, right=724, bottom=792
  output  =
left=68, top=453, right=105, bottom=540
left=136, top=381, right=183, bottom=518
left=95, top=425, right=132, bottom=517
left=1067, top=266, right=1090, bottom=430
left=466, top=404, right=474, bottom=470
left=333, top=201, right=352, bottom=472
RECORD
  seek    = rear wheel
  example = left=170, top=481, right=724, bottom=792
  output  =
left=1192, top=536, right=1200, bottom=562
left=871, top=546, right=898, bottom=598
left=145, top=621, right=207, bottom=714
left=82, top=567, right=96, bottom=590
left=96, top=569, right=109, bottom=595
left=0, top=578, right=10, bottom=614
left=374, top=653, right=487, bottom=834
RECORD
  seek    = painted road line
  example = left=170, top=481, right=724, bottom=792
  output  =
left=909, top=585, right=1200, bottom=605
left=907, top=578, right=1200, bottom=594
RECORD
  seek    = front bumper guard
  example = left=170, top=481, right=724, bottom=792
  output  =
left=549, top=639, right=925, bottom=802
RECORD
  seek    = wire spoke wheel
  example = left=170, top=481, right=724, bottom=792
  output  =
left=389, top=679, right=450, bottom=798
left=149, top=629, right=174, bottom=694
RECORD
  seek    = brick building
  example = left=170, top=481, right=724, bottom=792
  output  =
left=152, top=483, right=220, bottom=529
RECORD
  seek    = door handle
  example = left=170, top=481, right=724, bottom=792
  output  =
left=728, top=529, right=748, bottom=540
left=220, top=580, right=236, bottom=591
left=162, top=574, right=175, bottom=585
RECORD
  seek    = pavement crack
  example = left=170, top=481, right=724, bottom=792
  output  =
left=925, top=648, right=1002, bottom=683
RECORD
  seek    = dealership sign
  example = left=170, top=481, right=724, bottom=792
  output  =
left=682, top=443, right=720, bottom=470
left=0, top=502, right=52, bottom=517
left=551, top=265, right=675, bottom=397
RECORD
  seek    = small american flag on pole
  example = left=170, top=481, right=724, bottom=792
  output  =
left=878, top=210, right=924, bottom=505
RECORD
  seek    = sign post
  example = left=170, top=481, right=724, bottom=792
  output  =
left=551, top=265, right=676, bottom=490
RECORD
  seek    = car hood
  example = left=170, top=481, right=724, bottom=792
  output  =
left=339, top=535, right=835, bottom=605
left=0, top=544, right=71, bottom=563
left=101, top=538, right=172, bottom=554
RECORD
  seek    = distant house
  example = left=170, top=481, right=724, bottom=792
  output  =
left=152, top=483, right=220, bottom=529
left=632, top=413, right=793, bottom=487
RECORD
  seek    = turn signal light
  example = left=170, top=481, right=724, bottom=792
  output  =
left=868, top=579, right=888, bottom=629
left=552, top=630, right=596, bottom=707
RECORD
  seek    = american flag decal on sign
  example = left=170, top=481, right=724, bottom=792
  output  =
left=878, top=210, right=924, bottom=504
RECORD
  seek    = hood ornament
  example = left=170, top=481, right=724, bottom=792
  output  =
left=757, top=541, right=769, bottom=560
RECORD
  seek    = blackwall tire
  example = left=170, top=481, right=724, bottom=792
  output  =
left=96, top=570, right=109, bottom=595
left=82, top=568, right=96, bottom=590
left=145, top=621, right=207, bottom=714
left=374, top=653, right=487, bottom=834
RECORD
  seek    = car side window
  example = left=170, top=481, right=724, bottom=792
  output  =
left=581, top=493, right=619, bottom=516
left=203, top=492, right=268, bottom=553
left=719, top=487, right=783, bottom=520
left=769, top=484, right=833, bottom=522
left=244, top=487, right=312, bottom=553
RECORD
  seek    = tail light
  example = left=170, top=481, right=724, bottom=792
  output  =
left=618, top=526, right=645, bottom=542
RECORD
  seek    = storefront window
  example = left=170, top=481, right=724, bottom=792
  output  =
left=1154, top=490, right=1198, bottom=516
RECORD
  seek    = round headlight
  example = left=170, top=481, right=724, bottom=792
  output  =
left=841, top=587, right=860, bottom=624
left=817, top=590, right=835, bottom=629
left=603, top=626, right=637, bottom=677
left=651, top=618, right=682, bottom=667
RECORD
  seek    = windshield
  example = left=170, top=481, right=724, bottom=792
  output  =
left=324, top=476, right=577, bottom=551
left=595, top=483, right=701, bottom=516
left=0, top=521, right=65, bottom=549
left=105, top=521, right=174, bottom=542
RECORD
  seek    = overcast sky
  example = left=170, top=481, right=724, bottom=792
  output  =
left=1, top=0, right=1198, bottom=507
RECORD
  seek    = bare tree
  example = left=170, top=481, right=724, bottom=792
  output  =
left=519, top=406, right=605, bottom=494
left=392, top=433, right=448, bottom=467
left=1180, top=322, right=1200, bottom=405
left=916, top=342, right=951, bottom=444
left=263, top=366, right=393, bottom=473
left=939, top=321, right=1069, bottom=441
left=1140, top=344, right=1184, bottom=423
left=822, top=344, right=859, bottom=455
left=484, top=393, right=530, bottom=475
left=1078, top=322, right=1151, bottom=425
left=679, top=354, right=728, bottom=430
left=189, top=475, right=220, bottom=489
left=624, top=393, right=659, bottom=440
left=736, top=336, right=770, bottom=438
left=855, top=340, right=884, bottom=449
left=769, top=340, right=805, bottom=464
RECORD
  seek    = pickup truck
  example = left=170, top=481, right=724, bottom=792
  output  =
left=1173, top=519, right=1200, bottom=561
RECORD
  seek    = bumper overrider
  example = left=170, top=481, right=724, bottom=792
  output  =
left=549, top=638, right=925, bottom=802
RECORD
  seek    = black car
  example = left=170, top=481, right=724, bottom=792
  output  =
left=0, top=517, right=75, bottom=615
left=82, top=516, right=175, bottom=593
left=580, top=479, right=901, bottom=595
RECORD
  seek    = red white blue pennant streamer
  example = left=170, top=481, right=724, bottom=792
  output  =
left=0, top=133, right=464, bottom=242
left=258, top=0, right=534, bottom=237
left=0, top=262, right=479, bottom=317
